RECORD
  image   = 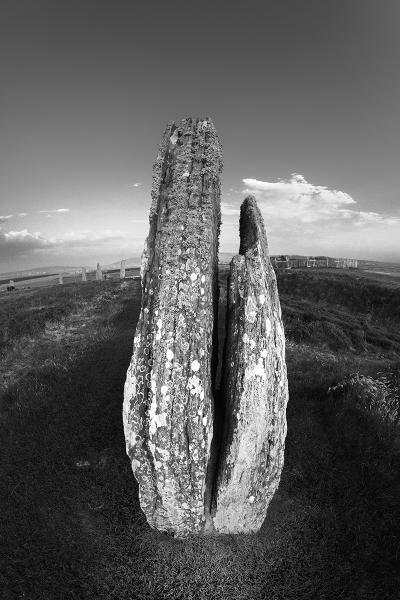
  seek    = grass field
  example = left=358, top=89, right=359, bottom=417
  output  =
left=0, top=267, right=141, bottom=294
left=1, top=270, right=400, bottom=599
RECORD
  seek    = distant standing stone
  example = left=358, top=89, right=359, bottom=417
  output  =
left=96, top=263, right=102, bottom=281
left=123, top=117, right=222, bottom=536
left=213, top=196, right=289, bottom=534
left=120, top=260, right=126, bottom=280
left=81, top=267, right=87, bottom=282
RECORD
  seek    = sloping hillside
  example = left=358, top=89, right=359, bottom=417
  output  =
left=1, top=270, right=400, bottom=599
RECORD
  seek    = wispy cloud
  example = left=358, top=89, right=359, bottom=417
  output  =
left=233, top=173, right=400, bottom=259
left=39, top=208, right=70, bottom=214
left=242, top=174, right=400, bottom=229
left=0, top=214, right=13, bottom=223
left=128, top=182, right=142, bottom=189
left=0, top=224, right=144, bottom=271
left=54, top=230, right=125, bottom=247
left=0, top=229, right=51, bottom=258
left=242, top=174, right=358, bottom=225
left=221, top=202, right=240, bottom=217
left=0, top=228, right=125, bottom=258
left=18, top=212, right=28, bottom=217
left=0, top=224, right=146, bottom=271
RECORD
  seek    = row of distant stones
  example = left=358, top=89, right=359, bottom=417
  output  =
left=123, top=117, right=289, bottom=537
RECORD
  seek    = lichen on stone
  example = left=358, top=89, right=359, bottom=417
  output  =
left=213, top=195, right=289, bottom=534
left=123, top=117, right=222, bottom=537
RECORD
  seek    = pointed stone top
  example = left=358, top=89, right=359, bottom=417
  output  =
left=163, top=117, right=219, bottom=143
left=239, top=195, right=269, bottom=258
left=173, top=116, right=215, bottom=128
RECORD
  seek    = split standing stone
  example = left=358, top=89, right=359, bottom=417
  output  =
left=123, top=117, right=222, bottom=536
left=213, top=196, right=289, bottom=533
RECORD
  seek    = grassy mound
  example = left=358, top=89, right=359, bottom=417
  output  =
left=1, top=271, right=400, bottom=599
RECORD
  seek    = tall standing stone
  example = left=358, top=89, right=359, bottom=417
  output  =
left=213, top=196, right=289, bottom=534
left=81, top=267, right=87, bottom=282
left=58, top=273, right=63, bottom=285
left=96, top=263, right=102, bottom=281
left=123, top=117, right=222, bottom=536
left=120, top=260, right=126, bottom=279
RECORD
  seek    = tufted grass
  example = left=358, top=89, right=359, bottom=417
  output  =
left=1, top=271, right=400, bottom=599
left=0, top=281, right=108, bottom=352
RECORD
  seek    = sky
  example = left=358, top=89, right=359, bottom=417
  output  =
left=1, top=0, right=400, bottom=273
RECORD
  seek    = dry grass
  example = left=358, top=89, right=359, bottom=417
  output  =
left=1, top=271, right=400, bottom=599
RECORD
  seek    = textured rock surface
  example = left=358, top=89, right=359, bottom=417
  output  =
left=213, top=195, right=289, bottom=534
left=123, top=117, right=222, bottom=536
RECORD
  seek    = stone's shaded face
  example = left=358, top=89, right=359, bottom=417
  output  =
left=123, top=117, right=222, bottom=536
left=123, top=121, right=288, bottom=537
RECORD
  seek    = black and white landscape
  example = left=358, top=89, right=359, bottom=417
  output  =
left=1, top=2, right=400, bottom=599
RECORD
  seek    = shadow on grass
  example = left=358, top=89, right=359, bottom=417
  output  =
left=2, top=296, right=400, bottom=599
left=1, top=318, right=153, bottom=598
left=272, top=358, right=400, bottom=600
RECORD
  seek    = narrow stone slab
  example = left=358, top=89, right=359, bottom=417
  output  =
left=213, top=196, right=289, bottom=534
left=120, top=260, right=126, bottom=279
left=96, top=263, right=102, bottom=281
left=123, top=117, right=222, bottom=536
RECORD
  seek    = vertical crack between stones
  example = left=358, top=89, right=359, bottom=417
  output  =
left=203, top=195, right=270, bottom=530
left=203, top=243, right=234, bottom=529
